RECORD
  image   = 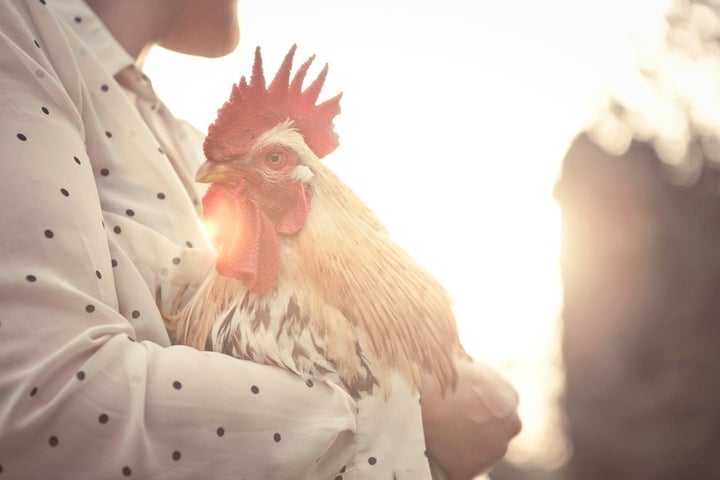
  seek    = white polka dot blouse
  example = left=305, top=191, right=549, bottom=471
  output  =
left=0, top=1, right=435, bottom=479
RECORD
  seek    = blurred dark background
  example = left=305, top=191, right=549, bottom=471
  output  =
left=492, top=0, right=720, bottom=478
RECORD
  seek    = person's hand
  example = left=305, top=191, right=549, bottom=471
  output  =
left=421, top=356, right=522, bottom=480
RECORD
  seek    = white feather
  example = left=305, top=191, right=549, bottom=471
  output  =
left=291, top=164, right=314, bottom=183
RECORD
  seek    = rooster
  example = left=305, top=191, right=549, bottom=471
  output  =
left=164, top=46, right=468, bottom=459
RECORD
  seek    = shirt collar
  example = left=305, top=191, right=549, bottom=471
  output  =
left=50, top=0, right=136, bottom=76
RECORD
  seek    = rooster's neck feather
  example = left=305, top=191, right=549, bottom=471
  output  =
left=284, top=162, right=463, bottom=393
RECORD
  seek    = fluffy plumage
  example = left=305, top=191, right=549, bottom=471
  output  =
left=163, top=45, right=466, bottom=397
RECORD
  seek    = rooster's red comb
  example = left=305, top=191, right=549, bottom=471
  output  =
left=204, top=45, right=342, bottom=161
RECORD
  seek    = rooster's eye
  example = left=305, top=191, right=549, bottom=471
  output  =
left=267, top=152, right=285, bottom=166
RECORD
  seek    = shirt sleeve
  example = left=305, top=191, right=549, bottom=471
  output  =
left=0, top=2, right=356, bottom=479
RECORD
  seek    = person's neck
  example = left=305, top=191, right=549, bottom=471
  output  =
left=85, top=0, right=171, bottom=65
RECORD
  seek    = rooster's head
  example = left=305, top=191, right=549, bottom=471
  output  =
left=197, top=45, right=342, bottom=293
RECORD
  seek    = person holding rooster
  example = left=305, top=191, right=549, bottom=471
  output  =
left=0, top=1, right=521, bottom=479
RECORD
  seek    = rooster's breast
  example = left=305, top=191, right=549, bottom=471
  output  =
left=208, top=283, right=377, bottom=397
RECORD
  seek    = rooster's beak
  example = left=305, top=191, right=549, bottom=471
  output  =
left=195, top=160, right=235, bottom=184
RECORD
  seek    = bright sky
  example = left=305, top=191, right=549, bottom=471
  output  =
left=144, top=0, right=674, bottom=469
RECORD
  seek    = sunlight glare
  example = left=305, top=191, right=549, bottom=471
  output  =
left=144, top=0, right=676, bottom=470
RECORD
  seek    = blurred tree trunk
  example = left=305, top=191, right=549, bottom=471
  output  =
left=553, top=133, right=720, bottom=480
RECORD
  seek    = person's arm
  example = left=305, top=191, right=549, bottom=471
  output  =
left=0, top=95, right=356, bottom=476
left=0, top=99, right=356, bottom=476
left=422, top=357, right=522, bottom=480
